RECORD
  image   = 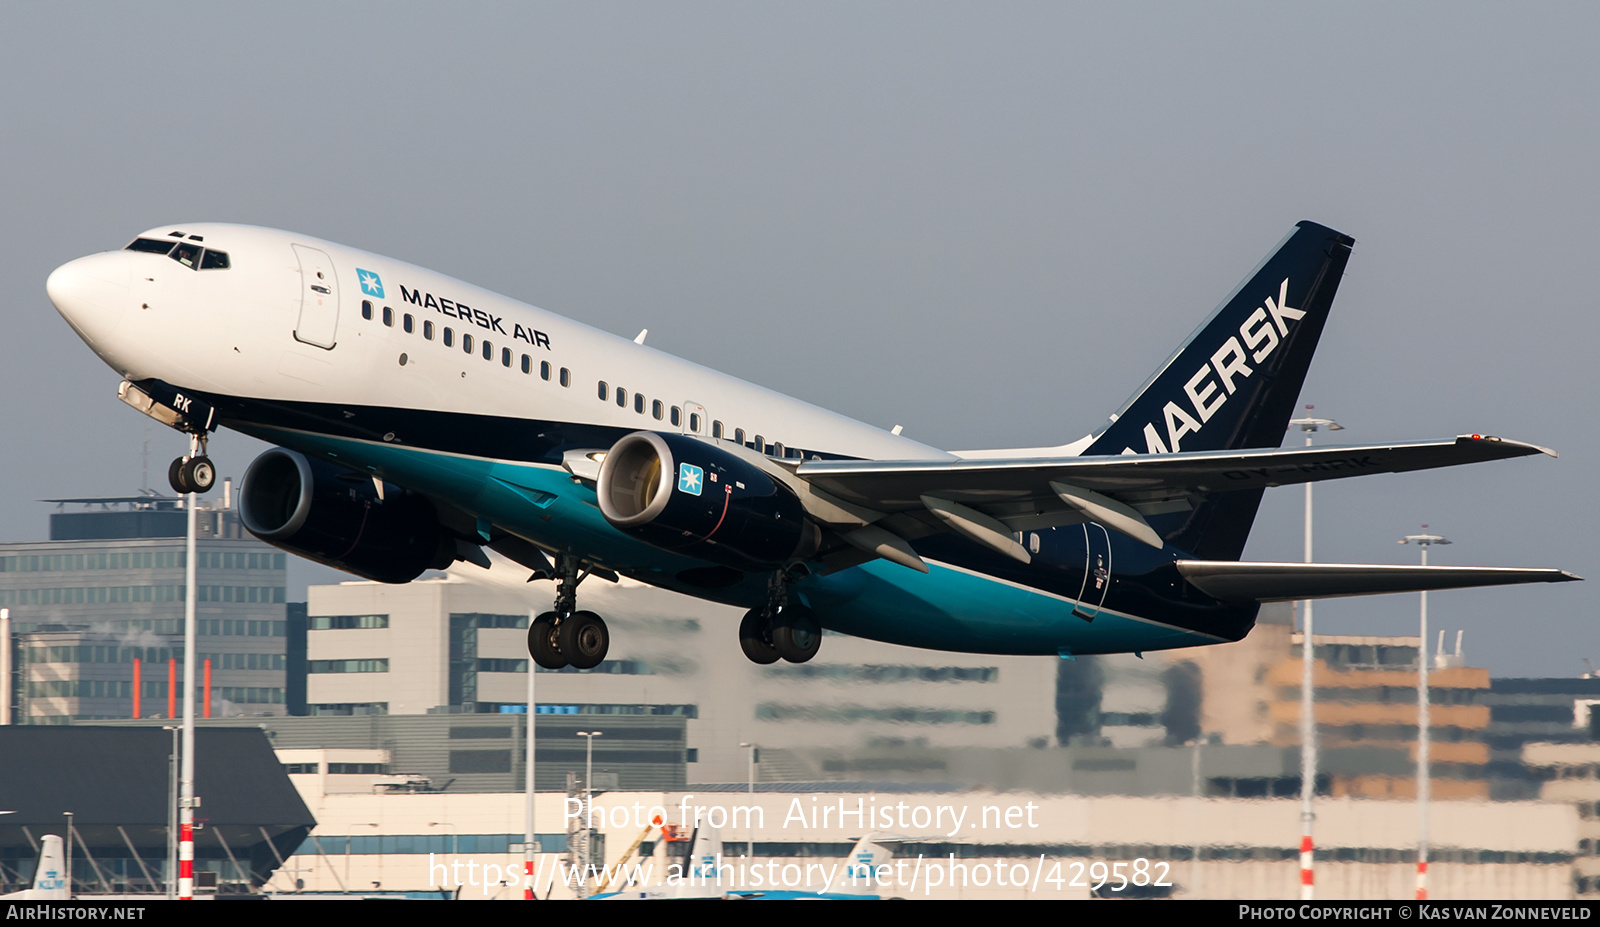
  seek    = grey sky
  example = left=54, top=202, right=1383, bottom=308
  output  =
left=1, top=3, right=1594, bottom=676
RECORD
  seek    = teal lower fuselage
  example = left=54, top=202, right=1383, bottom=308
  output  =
left=241, top=420, right=1244, bottom=657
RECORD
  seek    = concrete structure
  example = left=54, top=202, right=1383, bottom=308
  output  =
left=1487, top=678, right=1600, bottom=799
left=1084, top=606, right=1496, bottom=800
left=1522, top=742, right=1600, bottom=896
left=269, top=785, right=1578, bottom=899
left=1, top=494, right=293, bottom=723
left=305, top=556, right=1058, bottom=782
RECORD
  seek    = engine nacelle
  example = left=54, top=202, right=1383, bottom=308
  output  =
left=596, top=432, right=819, bottom=571
left=239, top=448, right=452, bottom=584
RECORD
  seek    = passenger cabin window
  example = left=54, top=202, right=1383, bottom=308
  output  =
left=361, top=300, right=373, bottom=321
left=424, top=320, right=435, bottom=340
left=753, top=435, right=765, bottom=453
left=634, top=393, right=645, bottom=414
left=670, top=407, right=681, bottom=427
left=482, top=340, right=493, bottom=361
left=689, top=413, right=701, bottom=433
left=598, top=381, right=609, bottom=401
left=616, top=388, right=628, bottom=408
left=652, top=400, right=663, bottom=421
left=712, top=421, right=723, bottom=439
left=403, top=314, right=414, bottom=333
left=521, top=354, right=531, bottom=374
left=463, top=333, right=474, bottom=354
left=541, top=361, right=551, bottom=381
left=382, top=307, right=394, bottom=327
left=734, top=428, right=745, bottom=445
left=773, top=442, right=785, bottom=457
left=560, top=368, right=570, bottom=387
left=502, top=347, right=512, bottom=367
left=443, top=327, right=454, bottom=347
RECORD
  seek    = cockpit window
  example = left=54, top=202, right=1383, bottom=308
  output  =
left=124, top=237, right=230, bottom=270
left=170, top=242, right=203, bottom=268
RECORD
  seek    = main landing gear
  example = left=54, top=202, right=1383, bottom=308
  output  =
left=527, top=553, right=611, bottom=671
left=739, top=571, right=821, bottom=665
left=167, top=433, right=216, bottom=495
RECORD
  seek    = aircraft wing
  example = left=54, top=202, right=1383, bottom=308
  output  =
left=798, top=435, right=1551, bottom=506
left=1175, top=560, right=1580, bottom=603
left=792, top=436, right=1553, bottom=557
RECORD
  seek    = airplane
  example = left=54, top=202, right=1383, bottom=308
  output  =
left=45, top=220, right=1578, bottom=670
left=2, top=834, right=69, bottom=900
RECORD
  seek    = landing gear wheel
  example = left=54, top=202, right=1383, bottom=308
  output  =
left=185, top=456, right=216, bottom=493
left=559, top=610, right=609, bottom=670
left=167, top=455, right=216, bottom=494
left=739, top=608, right=780, bottom=665
left=771, top=604, right=821, bottom=664
left=528, top=611, right=566, bottom=670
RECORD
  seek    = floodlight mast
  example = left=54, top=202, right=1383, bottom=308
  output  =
left=1400, top=528, right=1451, bottom=902
left=1289, top=408, right=1342, bottom=900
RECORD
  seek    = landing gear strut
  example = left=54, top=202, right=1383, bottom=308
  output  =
left=526, top=552, right=611, bottom=671
left=167, top=432, right=216, bottom=495
left=739, top=570, right=821, bottom=665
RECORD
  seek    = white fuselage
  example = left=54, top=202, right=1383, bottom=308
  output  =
left=50, top=223, right=948, bottom=467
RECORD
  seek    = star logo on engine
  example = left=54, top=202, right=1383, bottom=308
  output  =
left=678, top=462, right=703, bottom=496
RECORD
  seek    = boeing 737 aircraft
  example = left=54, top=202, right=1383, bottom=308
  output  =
left=45, top=221, right=1577, bottom=669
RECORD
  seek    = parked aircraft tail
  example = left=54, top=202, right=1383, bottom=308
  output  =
left=2, top=834, right=68, bottom=900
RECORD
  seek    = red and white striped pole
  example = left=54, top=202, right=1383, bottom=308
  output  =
left=179, top=443, right=199, bottom=900
left=1300, top=834, right=1315, bottom=898
left=179, top=821, right=194, bottom=899
left=1289, top=410, right=1339, bottom=900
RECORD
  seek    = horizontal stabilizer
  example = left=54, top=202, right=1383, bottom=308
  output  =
left=1176, top=560, right=1580, bottom=603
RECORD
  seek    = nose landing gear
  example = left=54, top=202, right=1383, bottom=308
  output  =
left=167, top=433, right=216, bottom=495
left=525, top=553, right=611, bottom=671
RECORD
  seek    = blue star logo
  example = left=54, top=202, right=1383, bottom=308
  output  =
left=357, top=269, right=384, bottom=298
left=678, top=462, right=704, bottom=496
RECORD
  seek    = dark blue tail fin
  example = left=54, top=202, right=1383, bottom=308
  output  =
left=1086, top=221, right=1355, bottom=559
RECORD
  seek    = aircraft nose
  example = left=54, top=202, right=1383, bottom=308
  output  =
left=47, top=252, right=131, bottom=346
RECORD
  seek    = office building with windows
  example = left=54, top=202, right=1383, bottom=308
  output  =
left=1, top=493, right=295, bottom=723
left=306, top=560, right=1058, bottom=782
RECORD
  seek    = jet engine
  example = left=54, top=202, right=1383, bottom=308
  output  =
left=239, top=448, right=453, bottom=583
left=596, top=431, right=819, bottom=571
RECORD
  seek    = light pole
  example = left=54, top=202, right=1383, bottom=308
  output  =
left=576, top=731, right=602, bottom=897
left=523, top=637, right=537, bottom=900
left=739, top=743, right=759, bottom=856
left=179, top=463, right=199, bottom=901
left=164, top=725, right=178, bottom=899
left=1289, top=407, right=1341, bottom=900
left=1400, top=528, right=1450, bottom=902
left=63, top=811, right=73, bottom=900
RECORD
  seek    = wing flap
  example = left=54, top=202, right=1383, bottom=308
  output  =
left=1175, top=560, right=1580, bottom=603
